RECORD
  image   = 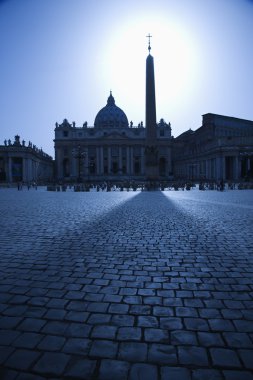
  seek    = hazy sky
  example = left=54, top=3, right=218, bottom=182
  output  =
left=1, top=0, right=253, bottom=157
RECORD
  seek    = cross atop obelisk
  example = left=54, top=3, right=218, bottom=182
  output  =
left=146, top=33, right=152, bottom=53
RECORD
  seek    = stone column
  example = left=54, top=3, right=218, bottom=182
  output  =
left=247, top=157, right=251, bottom=172
left=96, top=147, right=100, bottom=175
left=222, top=156, right=226, bottom=180
left=141, top=147, right=145, bottom=175
left=126, top=147, right=130, bottom=174
left=108, top=147, right=111, bottom=175
left=206, top=160, right=209, bottom=180
left=216, top=156, right=223, bottom=180
left=32, top=159, right=36, bottom=181
left=100, top=147, right=104, bottom=175
left=119, top=146, right=122, bottom=174
left=130, top=147, right=134, bottom=175
left=167, top=147, right=172, bottom=176
left=56, top=148, right=63, bottom=180
left=83, top=152, right=88, bottom=176
left=8, top=157, right=12, bottom=183
left=233, top=156, right=238, bottom=180
left=22, top=158, right=27, bottom=182
left=27, top=158, right=32, bottom=182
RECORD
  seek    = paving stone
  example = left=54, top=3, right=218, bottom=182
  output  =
left=163, top=297, right=183, bottom=306
left=65, top=311, right=90, bottom=322
left=88, top=313, right=111, bottom=324
left=85, top=293, right=104, bottom=302
left=111, top=314, right=134, bottom=326
left=117, top=327, right=142, bottom=341
left=238, top=349, right=253, bottom=369
left=137, top=316, right=158, bottom=328
left=42, top=321, right=68, bottom=335
left=223, top=332, right=253, bottom=348
left=62, top=337, right=91, bottom=355
left=0, top=316, right=23, bottom=329
left=153, top=306, right=174, bottom=316
left=9, top=295, right=30, bottom=304
left=91, top=325, right=118, bottom=339
left=119, top=288, right=137, bottom=295
left=87, top=302, right=109, bottom=313
left=12, top=332, right=43, bottom=349
left=25, top=307, right=47, bottom=318
left=184, top=317, right=210, bottom=331
left=184, top=298, right=204, bottom=307
left=223, top=370, right=253, bottom=380
left=66, top=322, right=92, bottom=338
left=198, top=332, right=225, bottom=347
left=233, top=320, right=253, bottom=332
left=64, top=359, right=97, bottom=379
left=129, top=305, right=151, bottom=315
left=2, top=305, right=27, bottom=316
left=210, top=348, right=242, bottom=368
left=66, top=301, right=88, bottom=311
left=160, top=317, right=183, bottom=330
left=0, top=330, right=21, bottom=345
left=44, top=308, right=67, bottom=320
left=118, top=342, right=148, bottom=362
left=148, top=343, right=177, bottom=364
left=208, top=319, right=235, bottom=332
left=108, top=303, right=129, bottom=314
left=98, top=359, right=130, bottom=380
left=16, top=372, right=45, bottom=380
left=144, top=328, right=169, bottom=342
left=0, top=369, right=21, bottom=380
left=37, top=335, right=66, bottom=351
left=138, top=288, right=156, bottom=296
left=0, top=345, right=15, bottom=365
left=33, top=352, right=70, bottom=376
left=178, top=346, right=209, bottom=366
left=89, top=340, right=118, bottom=358
left=18, top=318, right=48, bottom=333
left=129, top=363, right=158, bottom=380
left=161, top=366, right=191, bottom=380
left=143, top=296, right=162, bottom=305
left=5, top=349, right=41, bottom=371
left=199, top=308, right=221, bottom=318
left=192, top=369, right=223, bottom=379
left=171, top=330, right=198, bottom=345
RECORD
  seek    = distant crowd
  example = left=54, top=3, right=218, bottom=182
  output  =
left=46, top=180, right=253, bottom=192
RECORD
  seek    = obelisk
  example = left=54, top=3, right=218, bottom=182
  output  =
left=145, top=34, right=159, bottom=181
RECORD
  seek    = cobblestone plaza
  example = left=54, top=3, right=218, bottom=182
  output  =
left=0, top=188, right=253, bottom=379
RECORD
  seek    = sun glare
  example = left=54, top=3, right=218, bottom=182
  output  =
left=101, top=13, right=198, bottom=123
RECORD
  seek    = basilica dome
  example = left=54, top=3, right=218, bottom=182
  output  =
left=94, top=92, right=129, bottom=128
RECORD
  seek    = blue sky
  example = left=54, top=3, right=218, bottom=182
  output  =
left=1, top=0, right=253, bottom=157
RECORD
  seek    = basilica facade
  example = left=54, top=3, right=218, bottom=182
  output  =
left=54, top=44, right=173, bottom=184
left=54, top=95, right=172, bottom=183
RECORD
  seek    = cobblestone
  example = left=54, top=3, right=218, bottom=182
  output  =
left=0, top=188, right=253, bottom=378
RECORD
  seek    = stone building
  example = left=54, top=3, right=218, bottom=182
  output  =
left=0, top=135, right=53, bottom=184
left=173, top=113, right=253, bottom=182
left=54, top=40, right=173, bottom=184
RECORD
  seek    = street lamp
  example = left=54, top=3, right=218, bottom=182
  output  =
left=72, top=145, right=87, bottom=182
